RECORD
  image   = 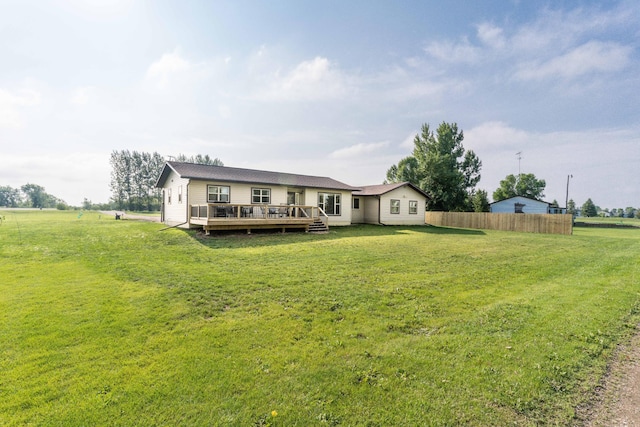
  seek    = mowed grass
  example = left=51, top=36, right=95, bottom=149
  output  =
left=1, top=211, right=639, bottom=426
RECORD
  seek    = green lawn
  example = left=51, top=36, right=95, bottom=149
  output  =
left=1, top=210, right=639, bottom=426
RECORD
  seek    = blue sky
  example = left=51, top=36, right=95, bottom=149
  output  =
left=1, top=0, right=638, bottom=208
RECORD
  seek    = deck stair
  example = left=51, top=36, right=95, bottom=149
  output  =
left=308, top=218, right=329, bottom=233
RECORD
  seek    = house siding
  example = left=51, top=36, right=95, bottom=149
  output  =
left=378, top=187, right=426, bottom=225
left=490, top=196, right=550, bottom=214
left=162, top=169, right=190, bottom=226
left=305, top=188, right=352, bottom=226
left=351, top=197, right=364, bottom=223
left=188, top=181, right=288, bottom=206
left=353, top=185, right=427, bottom=225
left=180, top=180, right=352, bottom=226
left=361, top=197, right=380, bottom=224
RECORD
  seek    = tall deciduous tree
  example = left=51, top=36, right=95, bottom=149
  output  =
left=21, top=183, right=47, bottom=208
left=386, top=122, right=481, bottom=211
left=0, top=186, right=22, bottom=207
left=492, top=173, right=546, bottom=202
left=567, top=199, right=576, bottom=215
left=19, top=184, right=62, bottom=208
left=110, top=150, right=165, bottom=211
left=110, top=151, right=223, bottom=210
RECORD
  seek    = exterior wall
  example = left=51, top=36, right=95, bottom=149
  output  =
left=181, top=180, right=352, bottom=226
left=378, top=187, right=426, bottom=225
left=304, top=188, right=352, bottom=226
left=351, top=197, right=364, bottom=223
left=162, top=169, right=190, bottom=226
left=490, top=196, right=550, bottom=214
left=187, top=180, right=288, bottom=206
left=354, top=196, right=380, bottom=224
left=354, top=186, right=426, bottom=225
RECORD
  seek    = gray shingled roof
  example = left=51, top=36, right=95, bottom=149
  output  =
left=353, top=182, right=430, bottom=198
left=156, top=161, right=359, bottom=191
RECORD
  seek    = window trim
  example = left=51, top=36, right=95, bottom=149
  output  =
left=353, top=197, right=360, bottom=210
left=167, top=188, right=172, bottom=204
left=178, top=185, right=183, bottom=203
left=207, top=185, right=231, bottom=203
left=390, top=199, right=400, bottom=214
left=251, top=187, right=271, bottom=204
left=318, top=192, right=342, bottom=216
left=409, top=200, right=418, bottom=214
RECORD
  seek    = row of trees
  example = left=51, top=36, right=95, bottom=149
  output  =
left=109, top=151, right=223, bottom=211
left=0, top=184, right=66, bottom=209
left=573, top=198, right=640, bottom=218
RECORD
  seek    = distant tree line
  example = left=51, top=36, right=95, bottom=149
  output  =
left=0, top=184, right=67, bottom=209
left=109, top=151, right=223, bottom=211
left=565, top=198, right=639, bottom=219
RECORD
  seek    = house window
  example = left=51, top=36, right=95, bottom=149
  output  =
left=391, top=199, right=400, bottom=214
left=318, top=193, right=341, bottom=215
left=167, top=188, right=172, bottom=204
left=207, top=185, right=230, bottom=203
left=252, top=188, right=271, bottom=204
left=178, top=185, right=182, bottom=203
left=353, top=197, right=360, bottom=209
left=409, top=200, right=418, bottom=214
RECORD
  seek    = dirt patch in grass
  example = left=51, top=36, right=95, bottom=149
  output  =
left=579, top=325, right=640, bottom=426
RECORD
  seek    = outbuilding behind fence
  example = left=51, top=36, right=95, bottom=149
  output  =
left=425, top=212, right=573, bottom=235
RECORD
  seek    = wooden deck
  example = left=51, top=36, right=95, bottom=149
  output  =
left=190, top=204, right=328, bottom=234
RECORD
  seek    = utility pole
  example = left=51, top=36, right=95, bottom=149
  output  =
left=565, top=174, right=573, bottom=211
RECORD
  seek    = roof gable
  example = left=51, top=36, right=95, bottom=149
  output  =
left=156, top=161, right=358, bottom=191
left=353, top=182, right=430, bottom=198
left=489, top=196, right=551, bottom=206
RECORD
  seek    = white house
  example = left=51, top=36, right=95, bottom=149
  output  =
left=490, top=196, right=566, bottom=214
left=155, top=162, right=431, bottom=233
left=155, top=161, right=359, bottom=233
left=352, top=182, right=428, bottom=225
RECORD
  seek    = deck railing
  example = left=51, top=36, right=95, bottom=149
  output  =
left=190, top=203, right=327, bottom=222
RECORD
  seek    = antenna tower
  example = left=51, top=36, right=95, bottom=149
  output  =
left=515, top=151, right=522, bottom=186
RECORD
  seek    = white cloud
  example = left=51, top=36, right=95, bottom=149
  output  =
left=0, top=86, right=41, bottom=129
left=260, top=56, right=349, bottom=101
left=330, top=141, right=389, bottom=159
left=477, top=23, right=506, bottom=49
left=70, top=86, right=96, bottom=105
left=514, top=41, right=632, bottom=81
left=400, top=132, right=416, bottom=150
left=145, top=50, right=191, bottom=89
left=466, top=121, right=531, bottom=149
left=424, top=37, right=480, bottom=64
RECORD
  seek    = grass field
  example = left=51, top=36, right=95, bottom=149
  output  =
left=1, top=210, right=639, bottom=426
left=575, top=216, right=640, bottom=227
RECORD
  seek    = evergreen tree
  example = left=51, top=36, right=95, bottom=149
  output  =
left=581, top=198, right=598, bottom=217
left=471, top=189, right=490, bottom=212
